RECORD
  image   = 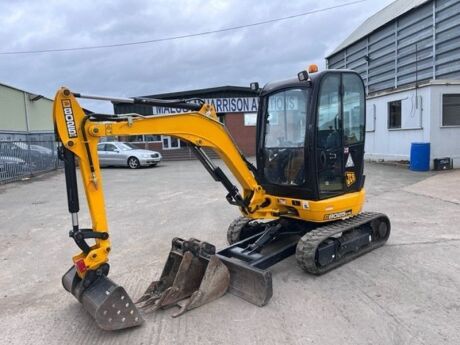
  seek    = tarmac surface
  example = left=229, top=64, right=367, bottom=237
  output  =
left=0, top=160, right=459, bottom=345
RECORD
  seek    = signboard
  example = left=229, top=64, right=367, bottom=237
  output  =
left=268, top=95, right=299, bottom=111
left=152, top=97, right=259, bottom=114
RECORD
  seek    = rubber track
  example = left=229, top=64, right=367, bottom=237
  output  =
left=227, top=216, right=251, bottom=245
left=295, top=212, right=391, bottom=275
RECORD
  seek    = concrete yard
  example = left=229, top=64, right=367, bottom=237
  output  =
left=0, top=160, right=459, bottom=345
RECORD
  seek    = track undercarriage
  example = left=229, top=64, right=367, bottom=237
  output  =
left=134, top=212, right=391, bottom=320
left=225, top=212, right=391, bottom=276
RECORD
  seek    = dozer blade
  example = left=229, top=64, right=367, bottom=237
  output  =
left=62, top=266, right=144, bottom=331
left=137, top=238, right=230, bottom=315
left=217, top=255, right=272, bottom=307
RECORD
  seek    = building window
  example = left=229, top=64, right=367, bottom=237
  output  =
left=162, top=135, right=181, bottom=150
left=244, top=113, right=257, bottom=126
left=442, top=94, right=460, bottom=126
left=388, top=100, right=401, bottom=129
left=127, top=135, right=162, bottom=142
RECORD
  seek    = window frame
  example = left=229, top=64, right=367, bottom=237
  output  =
left=264, top=88, right=309, bottom=149
left=342, top=73, right=365, bottom=145
left=441, top=94, right=460, bottom=127
left=126, top=135, right=162, bottom=143
left=244, top=113, right=257, bottom=126
left=105, top=143, right=118, bottom=152
left=388, top=100, right=402, bottom=130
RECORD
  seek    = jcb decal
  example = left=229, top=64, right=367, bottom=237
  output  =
left=62, top=100, right=77, bottom=138
left=345, top=171, right=356, bottom=187
left=324, top=209, right=352, bottom=221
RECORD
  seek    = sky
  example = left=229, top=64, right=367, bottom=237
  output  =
left=0, top=0, right=394, bottom=112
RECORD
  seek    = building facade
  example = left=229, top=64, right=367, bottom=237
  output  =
left=0, top=82, right=60, bottom=183
left=0, top=82, right=54, bottom=141
left=326, top=0, right=460, bottom=168
left=113, top=86, right=259, bottom=160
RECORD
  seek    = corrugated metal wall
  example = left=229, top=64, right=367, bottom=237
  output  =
left=327, top=0, right=460, bottom=94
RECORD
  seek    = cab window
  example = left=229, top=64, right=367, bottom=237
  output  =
left=263, top=88, right=308, bottom=186
left=343, top=74, right=365, bottom=145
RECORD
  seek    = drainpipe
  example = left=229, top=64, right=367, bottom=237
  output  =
left=23, top=92, right=32, bottom=175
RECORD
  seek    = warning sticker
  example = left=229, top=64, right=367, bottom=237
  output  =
left=345, top=154, right=355, bottom=168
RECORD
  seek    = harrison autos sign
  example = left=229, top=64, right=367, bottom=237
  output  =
left=152, top=97, right=259, bottom=114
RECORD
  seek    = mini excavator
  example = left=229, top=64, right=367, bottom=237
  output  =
left=53, top=66, right=390, bottom=331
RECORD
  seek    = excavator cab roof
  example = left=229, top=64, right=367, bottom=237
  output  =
left=260, top=69, right=359, bottom=95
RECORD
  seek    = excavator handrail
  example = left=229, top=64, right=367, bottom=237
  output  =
left=73, top=92, right=204, bottom=111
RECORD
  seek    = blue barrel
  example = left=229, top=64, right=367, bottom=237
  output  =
left=410, top=142, right=430, bottom=171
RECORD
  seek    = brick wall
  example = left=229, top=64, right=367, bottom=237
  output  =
left=224, top=113, right=256, bottom=156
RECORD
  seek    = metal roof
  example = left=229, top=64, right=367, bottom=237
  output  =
left=327, top=0, right=431, bottom=57
left=0, top=82, right=53, bottom=102
left=142, top=85, right=257, bottom=99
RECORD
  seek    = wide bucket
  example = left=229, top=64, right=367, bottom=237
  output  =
left=136, top=238, right=230, bottom=316
left=62, top=266, right=144, bottom=331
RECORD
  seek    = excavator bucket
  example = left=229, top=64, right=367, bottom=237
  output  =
left=135, top=238, right=187, bottom=308
left=173, top=255, right=230, bottom=317
left=137, top=238, right=230, bottom=315
left=62, top=266, right=144, bottom=331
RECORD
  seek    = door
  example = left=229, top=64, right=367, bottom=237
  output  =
left=104, top=143, right=122, bottom=166
left=97, top=143, right=109, bottom=166
left=162, top=136, right=181, bottom=150
left=342, top=73, right=365, bottom=193
left=316, top=73, right=344, bottom=198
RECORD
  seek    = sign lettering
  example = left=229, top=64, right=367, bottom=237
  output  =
left=61, top=100, right=77, bottom=138
left=152, top=97, right=259, bottom=114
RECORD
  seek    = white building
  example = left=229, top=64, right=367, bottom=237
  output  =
left=326, top=0, right=460, bottom=168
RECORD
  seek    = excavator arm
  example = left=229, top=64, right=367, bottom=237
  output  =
left=54, top=87, right=275, bottom=276
left=54, top=87, right=276, bottom=330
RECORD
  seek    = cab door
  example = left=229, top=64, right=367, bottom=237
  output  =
left=316, top=73, right=344, bottom=199
left=315, top=72, right=365, bottom=199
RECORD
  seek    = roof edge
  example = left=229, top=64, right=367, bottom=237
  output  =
left=326, top=0, right=431, bottom=58
left=142, top=85, right=256, bottom=99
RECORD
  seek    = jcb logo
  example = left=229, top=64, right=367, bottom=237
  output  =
left=345, top=171, right=356, bottom=187
left=62, top=100, right=77, bottom=138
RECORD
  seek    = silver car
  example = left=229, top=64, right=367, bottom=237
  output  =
left=97, top=142, right=162, bottom=169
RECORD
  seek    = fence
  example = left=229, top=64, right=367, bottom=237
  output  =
left=0, top=139, right=62, bottom=184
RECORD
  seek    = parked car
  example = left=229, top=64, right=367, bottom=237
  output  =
left=14, top=142, right=54, bottom=156
left=0, top=142, right=51, bottom=169
left=97, top=142, right=162, bottom=169
left=0, top=155, right=28, bottom=180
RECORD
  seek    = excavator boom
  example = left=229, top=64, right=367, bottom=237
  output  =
left=54, top=88, right=275, bottom=330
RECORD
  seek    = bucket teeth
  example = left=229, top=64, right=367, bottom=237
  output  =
left=137, top=238, right=230, bottom=316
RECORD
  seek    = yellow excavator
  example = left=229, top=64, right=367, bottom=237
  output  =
left=53, top=66, right=390, bottom=331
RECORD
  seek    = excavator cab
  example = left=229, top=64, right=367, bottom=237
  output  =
left=256, top=70, right=366, bottom=202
